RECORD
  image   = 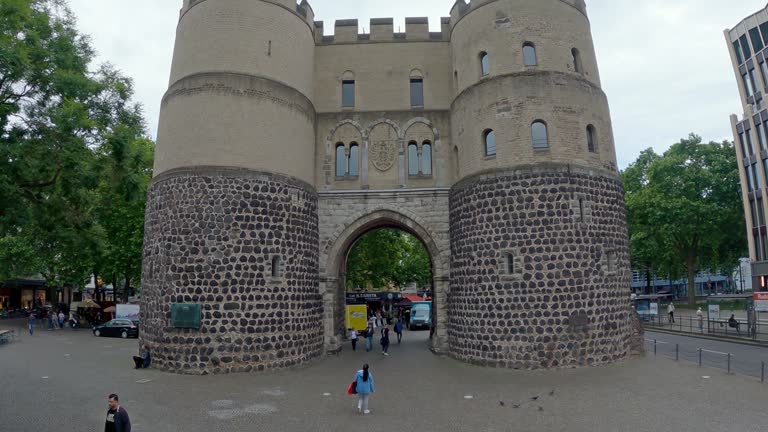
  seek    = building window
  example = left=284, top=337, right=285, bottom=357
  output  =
left=483, top=129, right=496, bottom=156
left=348, top=143, right=359, bottom=177
left=754, top=163, right=763, bottom=190
left=453, top=146, right=460, bottom=178
left=578, top=198, right=586, bottom=223
left=761, top=22, right=768, bottom=46
left=763, top=159, right=768, bottom=185
left=750, top=27, right=764, bottom=52
left=410, top=78, right=424, bottom=107
left=740, top=34, right=753, bottom=59
left=739, top=132, right=748, bottom=156
left=421, top=142, right=432, bottom=176
left=507, top=252, right=516, bottom=274
left=480, top=51, right=490, bottom=76
left=523, top=42, right=537, bottom=66
left=747, top=165, right=756, bottom=191
left=572, top=48, right=583, bottom=74
left=758, top=199, right=766, bottom=226
left=758, top=123, right=768, bottom=152
left=760, top=62, right=768, bottom=92
left=342, top=80, right=355, bottom=108
left=743, top=72, right=755, bottom=97
left=746, top=129, right=756, bottom=155
left=586, top=125, right=597, bottom=153
left=335, top=143, right=346, bottom=177
left=408, top=142, right=419, bottom=175
left=734, top=40, right=745, bottom=65
left=751, top=200, right=760, bottom=228
left=271, top=256, right=282, bottom=279
left=532, top=121, right=549, bottom=149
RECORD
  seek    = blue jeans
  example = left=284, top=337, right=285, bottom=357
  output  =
left=365, top=337, right=372, bottom=351
left=28, top=324, right=34, bottom=335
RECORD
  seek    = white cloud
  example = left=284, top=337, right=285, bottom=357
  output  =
left=64, top=0, right=767, bottom=168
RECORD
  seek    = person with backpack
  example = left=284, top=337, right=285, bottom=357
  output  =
left=394, top=320, right=403, bottom=344
left=380, top=325, right=390, bottom=356
left=353, top=364, right=374, bottom=414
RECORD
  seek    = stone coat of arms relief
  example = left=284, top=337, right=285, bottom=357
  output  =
left=369, top=139, right=397, bottom=172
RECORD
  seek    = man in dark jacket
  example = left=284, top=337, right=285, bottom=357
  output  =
left=105, top=394, right=131, bottom=432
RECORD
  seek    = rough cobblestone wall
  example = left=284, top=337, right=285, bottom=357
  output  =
left=448, top=166, right=634, bottom=368
left=140, top=168, right=323, bottom=374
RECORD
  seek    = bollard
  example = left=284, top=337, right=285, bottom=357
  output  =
left=762, top=361, right=765, bottom=384
left=727, top=353, right=731, bottom=374
left=698, top=348, right=702, bottom=367
left=675, top=344, right=679, bottom=361
left=654, top=339, right=657, bottom=356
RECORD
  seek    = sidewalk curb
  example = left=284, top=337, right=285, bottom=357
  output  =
left=646, top=328, right=768, bottom=348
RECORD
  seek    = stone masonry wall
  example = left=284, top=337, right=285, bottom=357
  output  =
left=448, top=166, right=634, bottom=369
left=140, top=168, right=323, bottom=374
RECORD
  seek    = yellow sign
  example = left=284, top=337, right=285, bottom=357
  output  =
left=345, top=305, right=368, bottom=331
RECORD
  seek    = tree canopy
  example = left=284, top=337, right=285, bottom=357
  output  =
left=346, top=229, right=432, bottom=291
left=0, top=0, right=153, bottom=298
left=623, top=134, right=746, bottom=304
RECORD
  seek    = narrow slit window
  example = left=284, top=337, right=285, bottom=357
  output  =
left=480, top=51, right=490, bottom=76
left=572, top=48, right=583, bottom=74
left=506, top=253, right=516, bottom=275
left=348, top=143, right=359, bottom=176
left=421, top=142, right=432, bottom=176
left=578, top=199, right=585, bottom=223
left=408, top=142, right=419, bottom=175
left=532, top=121, right=549, bottom=149
left=271, top=256, right=282, bottom=279
left=410, top=78, right=424, bottom=107
left=342, top=80, right=355, bottom=108
left=586, top=125, right=597, bottom=153
left=335, top=144, right=346, bottom=177
left=523, top=42, right=537, bottom=66
left=484, top=129, right=496, bottom=156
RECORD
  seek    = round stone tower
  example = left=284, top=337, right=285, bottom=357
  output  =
left=447, top=0, right=634, bottom=368
left=140, top=0, right=323, bottom=374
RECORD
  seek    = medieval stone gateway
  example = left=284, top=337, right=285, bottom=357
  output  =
left=140, top=0, right=637, bottom=374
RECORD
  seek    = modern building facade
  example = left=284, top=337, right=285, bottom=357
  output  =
left=726, top=6, right=768, bottom=293
left=141, top=0, right=638, bottom=374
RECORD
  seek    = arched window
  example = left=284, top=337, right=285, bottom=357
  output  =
left=586, top=125, right=597, bottom=153
left=408, top=142, right=419, bottom=176
left=484, top=129, right=496, bottom=156
left=572, top=48, right=583, bottom=74
left=341, top=70, right=355, bottom=108
left=335, top=143, right=346, bottom=177
left=410, top=69, right=424, bottom=107
left=421, top=141, right=432, bottom=176
left=531, top=121, right=548, bottom=149
left=480, top=51, right=490, bottom=76
left=523, top=42, right=537, bottom=66
left=349, top=143, right=359, bottom=176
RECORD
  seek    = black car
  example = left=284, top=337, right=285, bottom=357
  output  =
left=93, top=319, right=139, bottom=339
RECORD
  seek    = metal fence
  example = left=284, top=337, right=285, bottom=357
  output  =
left=640, top=314, right=767, bottom=342
left=645, top=338, right=766, bottom=383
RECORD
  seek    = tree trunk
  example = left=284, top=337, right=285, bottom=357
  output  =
left=645, top=268, right=652, bottom=295
left=123, top=271, right=130, bottom=303
left=686, top=251, right=696, bottom=305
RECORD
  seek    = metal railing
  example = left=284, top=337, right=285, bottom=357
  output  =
left=640, top=314, right=767, bottom=342
left=645, top=338, right=766, bottom=383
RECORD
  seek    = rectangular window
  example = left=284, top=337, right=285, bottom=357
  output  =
left=578, top=199, right=585, bottom=223
left=755, top=163, right=763, bottom=190
left=746, top=130, right=756, bottom=155
left=761, top=22, right=768, bottom=46
left=410, top=78, right=424, bottom=107
left=755, top=234, right=763, bottom=261
left=740, top=132, right=748, bottom=156
left=763, top=158, right=768, bottom=184
left=734, top=40, right=745, bottom=65
left=750, top=68, right=759, bottom=94
left=342, top=80, right=355, bottom=108
left=743, top=72, right=755, bottom=97
left=747, top=165, right=756, bottom=191
left=741, top=34, right=753, bottom=59
left=752, top=200, right=760, bottom=228
left=758, top=123, right=768, bottom=152
left=761, top=62, right=768, bottom=91
left=763, top=234, right=768, bottom=261
left=750, top=27, right=764, bottom=52
left=507, top=253, right=516, bottom=275
left=758, top=199, right=766, bottom=226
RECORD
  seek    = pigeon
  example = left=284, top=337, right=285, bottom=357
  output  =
left=531, top=396, right=539, bottom=401
left=538, top=407, right=544, bottom=411
left=499, top=401, right=505, bottom=407
left=512, top=404, right=520, bottom=409
left=549, top=389, right=556, bottom=396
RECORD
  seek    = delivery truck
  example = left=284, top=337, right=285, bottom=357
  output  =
left=409, top=301, right=432, bottom=330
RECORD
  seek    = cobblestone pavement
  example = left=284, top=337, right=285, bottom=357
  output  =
left=1, top=319, right=767, bottom=432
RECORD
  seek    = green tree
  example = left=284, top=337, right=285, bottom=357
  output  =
left=0, top=0, right=153, bottom=295
left=624, top=135, right=747, bottom=304
left=346, top=229, right=432, bottom=291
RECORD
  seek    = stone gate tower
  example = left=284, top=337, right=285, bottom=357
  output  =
left=141, top=0, right=637, bottom=374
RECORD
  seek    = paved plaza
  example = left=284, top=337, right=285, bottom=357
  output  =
left=1, top=320, right=767, bottom=432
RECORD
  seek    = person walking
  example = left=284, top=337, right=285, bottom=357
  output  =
left=667, top=302, right=675, bottom=324
left=380, top=325, right=390, bottom=356
left=696, top=307, right=704, bottom=332
left=394, top=320, right=403, bottom=344
left=353, top=364, right=374, bottom=415
left=105, top=393, right=131, bottom=432
left=58, top=311, right=65, bottom=329
left=48, top=311, right=54, bottom=330
left=365, top=325, right=374, bottom=352
left=27, top=313, right=36, bottom=335
left=349, top=328, right=358, bottom=351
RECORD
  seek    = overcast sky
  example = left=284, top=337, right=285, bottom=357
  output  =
left=67, top=0, right=766, bottom=168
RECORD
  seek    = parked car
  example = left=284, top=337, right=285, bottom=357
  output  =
left=92, top=319, right=139, bottom=339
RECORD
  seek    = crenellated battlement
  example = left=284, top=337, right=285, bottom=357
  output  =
left=449, top=0, right=587, bottom=28
left=180, top=0, right=315, bottom=29
left=314, top=17, right=450, bottom=44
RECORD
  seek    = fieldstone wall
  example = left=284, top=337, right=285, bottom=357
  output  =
left=448, top=165, right=634, bottom=369
left=140, top=167, right=323, bottom=375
